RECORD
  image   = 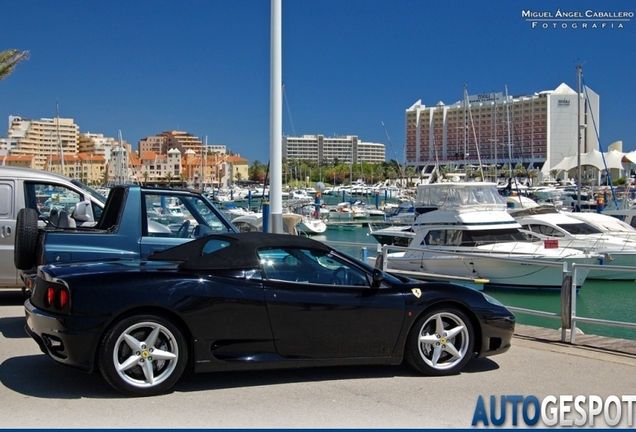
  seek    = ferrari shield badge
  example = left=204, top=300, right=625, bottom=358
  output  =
left=411, top=288, right=421, bottom=298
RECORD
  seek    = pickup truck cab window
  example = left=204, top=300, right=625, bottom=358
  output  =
left=143, top=192, right=234, bottom=238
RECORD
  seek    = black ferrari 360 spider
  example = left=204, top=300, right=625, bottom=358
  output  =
left=25, top=232, right=515, bottom=396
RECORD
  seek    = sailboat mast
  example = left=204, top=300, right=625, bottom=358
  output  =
left=576, top=64, right=583, bottom=210
left=56, top=102, right=65, bottom=174
left=504, top=85, right=512, bottom=177
left=463, top=84, right=468, bottom=166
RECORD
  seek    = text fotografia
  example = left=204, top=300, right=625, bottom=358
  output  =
left=472, top=395, right=636, bottom=427
left=522, top=9, right=632, bottom=29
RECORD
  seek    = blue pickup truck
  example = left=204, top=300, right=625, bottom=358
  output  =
left=15, top=184, right=237, bottom=293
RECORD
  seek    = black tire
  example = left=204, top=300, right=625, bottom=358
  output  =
left=405, top=307, right=475, bottom=376
left=98, top=314, right=188, bottom=397
left=14, top=208, right=39, bottom=270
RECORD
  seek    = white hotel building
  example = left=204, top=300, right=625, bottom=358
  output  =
left=405, top=83, right=600, bottom=176
left=283, top=134, right=386, bottom=164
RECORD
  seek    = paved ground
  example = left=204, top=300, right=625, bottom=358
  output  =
left=1, top=290, right=635, bottom=428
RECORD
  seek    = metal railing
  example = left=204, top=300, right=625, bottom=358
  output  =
left=568, top=263, right=636, bottom=343
left=329, top=240, right=636, bottom=345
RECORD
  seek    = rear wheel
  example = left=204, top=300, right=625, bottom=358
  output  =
left=405, top=307, right=474, bottom=375
left=98, top=314, right=188, bottom=397
left=14, top=208, right=39, bottom=270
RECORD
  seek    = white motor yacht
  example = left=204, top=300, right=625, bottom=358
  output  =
left=512, top=206, right=636, bottom=280
left=231, top=213, right=303, bottom=236
left=374, top=183, right=600, bottom=289
left=296, top=216, right=327, bottom=235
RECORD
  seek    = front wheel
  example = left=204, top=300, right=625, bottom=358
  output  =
left=405, top=307, right=474, bottom=376
left=98, top=314, right=188, bottom=397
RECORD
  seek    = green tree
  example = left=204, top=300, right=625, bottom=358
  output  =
left=0, top=49, right=29, bottom=81
left=404, top=166, right=417, bottom=186
left=550, top=169, right=560, bottom=182
left=249, top=160, right=266, bottom=182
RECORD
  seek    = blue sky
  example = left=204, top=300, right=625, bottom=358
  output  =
left=2, top=0, right=635, bottom=164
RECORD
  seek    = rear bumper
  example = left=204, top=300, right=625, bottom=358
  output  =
left=24, top=299, right=104, bottom=372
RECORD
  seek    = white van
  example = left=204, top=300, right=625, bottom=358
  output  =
left=0, top=166, right=106, bottom=290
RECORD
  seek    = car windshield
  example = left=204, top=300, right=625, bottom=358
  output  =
left=70, top=179, right=107, bottom=203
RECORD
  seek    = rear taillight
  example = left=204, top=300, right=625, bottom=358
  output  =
left=59, top=289, right=68, bottom=308
left=45, top=286, right=69, bottom=310
left=46, top=287, right=55, bottom=306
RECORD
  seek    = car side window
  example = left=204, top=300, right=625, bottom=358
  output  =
left=144, top=193, right=233, bottom=238
left=258, top=248, right=369, bottom=287
left=26, top=182, right=82, bottom=220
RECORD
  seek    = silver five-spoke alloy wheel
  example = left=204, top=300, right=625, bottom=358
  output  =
left=406, top=307, right=474, bottom=375
left=99, top=314, right=188, bottom=396
left=113, top=321, right=179, bottom=388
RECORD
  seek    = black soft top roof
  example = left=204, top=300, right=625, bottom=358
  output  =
left=148, top=232, right=332, bottom=270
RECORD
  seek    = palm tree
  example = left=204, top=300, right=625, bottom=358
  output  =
left=404, top=166, right=416, bottom=187
left=0, top=49, right=29, bottom=81
left=550, top=169, right=560, bottom=182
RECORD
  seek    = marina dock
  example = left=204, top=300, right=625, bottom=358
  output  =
left=515, top=323, right=636, bottom=357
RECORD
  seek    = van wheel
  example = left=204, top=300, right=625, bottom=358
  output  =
left=14, top=208, right=39, bottom=270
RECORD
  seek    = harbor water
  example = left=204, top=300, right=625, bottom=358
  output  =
left=320, top=223, right=636, bottom=342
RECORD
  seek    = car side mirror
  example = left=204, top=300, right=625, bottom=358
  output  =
left=72, top=201, right=93, bottom=222
left=371, top=268, right=384, bottom=288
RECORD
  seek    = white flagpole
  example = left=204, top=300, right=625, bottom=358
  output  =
left=269, top=0, right=283, bottom=233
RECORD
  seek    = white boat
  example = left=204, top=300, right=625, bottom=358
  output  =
left=566, top=211, right=636, bottom=240
left=512, top=206, right=636, bottom=280
left=369, top=222, right=415, bottom=247
left=327, top=203, right=361, bottom=220
left=222, top=203, right=255, bottom=220
left=374, top=182, right=599, bottom=289
left=296, top=216, right=327, bottom=235
left=603, top=207, right=636, bottom=229
left=384, top=201, right=415, bottom=224
left=231, top=213, right=303, bottom=235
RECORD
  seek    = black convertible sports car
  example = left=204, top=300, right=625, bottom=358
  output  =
left=25, top=232, right=515, bottom=397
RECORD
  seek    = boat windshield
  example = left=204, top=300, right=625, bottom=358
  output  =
left=415, top=183, right=506, bottom=211
left=424, top=228, right=527, bottom=247
left=557, top=222, right=603, bottom=235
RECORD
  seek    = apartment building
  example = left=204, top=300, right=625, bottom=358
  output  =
left=47, top=153, right=107, bottom=184
left=78, top=133, right=121, bottom=161
left=405, top=83, right=600, bottom=174
left=283, top=135, right=386, bottom=164
left=7, top=116, right=79, bottom=170
left=139, top=131, right=210, bottom=156
left=1, top=154, right=36, bottom=169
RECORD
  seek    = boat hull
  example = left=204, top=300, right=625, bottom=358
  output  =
left=297, top=219, right=327, bottom=235
left=382, top=250, right=594, bottom=289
